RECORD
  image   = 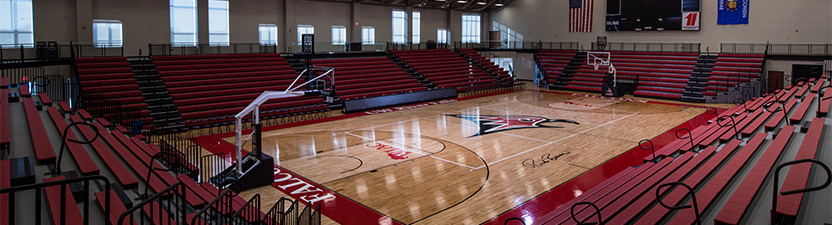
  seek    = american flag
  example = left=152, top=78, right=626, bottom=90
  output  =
left=569, top=0, right=593, bottom=32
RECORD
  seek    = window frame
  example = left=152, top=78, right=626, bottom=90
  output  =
left=93, top=19, right=123, bottom=48
left=170, top=0, right=198, bottom=47
left=208, top=0, right=230, bottom=46
left=461, top=13, right=481, bottom=44
left=411, top=11, right=420, bottom=44
left=258, top=24, right=278, bottom=46
left=297, top=25, right=315, bottom=43
left=361, top=26, right=375, bottom=45
left=331, top=25, right=346, bottom=45
left=392, top=10, right=407, bottom=44
left=0, top=0, right=34, bottom=47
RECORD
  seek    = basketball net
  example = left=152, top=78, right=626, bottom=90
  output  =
left=590, top=56, right=617, bottom=88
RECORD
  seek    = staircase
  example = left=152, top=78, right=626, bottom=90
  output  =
left=549, top=52, right=586, bottom=90
left=681, top=54, right=717, bottom=103
left=389, top=53, right=434, bottom=88
left=283, top=53, right=307, bottom=74
left=127, top=57, right=182, bottom=130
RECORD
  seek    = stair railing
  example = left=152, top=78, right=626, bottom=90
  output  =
left=53, top=121, right=100, bottom=175
left=504, top=217, right=526, bottom=225
left=716, top=115, right=741, bottom=140
left=639, top=139, right=656, bottom=161
left=265, top=197, right=298, bottom=225
left=120, top=182, right=187, bottom=225
left=816, top=85, right=832, bottom=117
left=772, top=159, right=831, bottom=224
left=733, top=98, right=748, bottom=112
left=230, top=194, right=262, bottom=224
left=200, top=152, right=227, bottom=183
left=570, top=201, right=602, bottom=225
left=141, top=152, right=180, bottom=200
left=675, top=128, right=695, bottom=151
left=655, top=182, right=702, bottom=225
left=1, top=175, right=111, bottom=225
left=763, top=99, right=789, bottom=125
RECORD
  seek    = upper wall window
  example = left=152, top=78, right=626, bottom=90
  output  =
left=259, top=24, right=277, bottom=46
left=170, top=0, right=198, bottom=46
left=93, top=20, right=123, bottom=48
left=362, top=26, right=375, bottom=45
left=0, top=0, right=34, bottom=47
left=412, top=11, right=420, bottom=44
left=332, top=25, right=346, bottom=45
left=437, top=28, right=448, bottom=44
left=297, top=25, right=314, bottom=42
left=208, top=0, right=229, bottom=46
left=462, top=14, right=480, bottom=43
left=392, top=10, right=407, bottom=44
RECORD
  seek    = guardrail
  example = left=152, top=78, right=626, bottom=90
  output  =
left=454, top=41, right=580, bottom=50
left=148, top=43, right=279, bottom=56
left=0, top=42, right=124, bottom=62
left=591, top=42, right=701, bottom=53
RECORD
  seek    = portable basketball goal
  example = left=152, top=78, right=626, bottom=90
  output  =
left=232, top=67, right=334, bottom=176
left=587, top=51, right=617, bottom=87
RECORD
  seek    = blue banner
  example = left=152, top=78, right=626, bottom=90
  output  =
left=718, top=0, right=749, bottom=25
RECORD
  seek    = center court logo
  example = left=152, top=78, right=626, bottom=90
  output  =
left=447, top=115, right=580, bottom=137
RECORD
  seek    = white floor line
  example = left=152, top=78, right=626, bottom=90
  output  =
left=474, top=112, right=640, bottom=169
left=343, top=131, right=477, bottom=169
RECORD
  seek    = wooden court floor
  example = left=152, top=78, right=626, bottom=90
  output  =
left=218, top=89, right=714, bottom=224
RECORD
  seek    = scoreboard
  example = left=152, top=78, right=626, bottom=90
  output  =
left=606, top=0, right=700, bottom=31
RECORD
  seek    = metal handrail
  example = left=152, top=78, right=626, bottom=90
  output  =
left=570, top=201, right=603, bottom=225
left=772, top=159, right=831, bottom=224
left=1, top=175, right=111, bottom=225
left=655, top=182, right=702, bottom=225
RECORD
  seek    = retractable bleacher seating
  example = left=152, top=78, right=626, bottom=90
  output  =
left=458, top=49, right=512, bottom=81
left=392, top=49, right=503, bottom=92
left=567, top=51, right=699, bottom=99
left=151, top=53, right=328, bottom=127
left=703, top=53, right=764, bottom=96
left=75, top=57, right=149, bottom=115
left=535, top=50, right=578, bottom=86
left=309, top=57, right=427, bottom=100
left=544, top=75, right=832, bottom=225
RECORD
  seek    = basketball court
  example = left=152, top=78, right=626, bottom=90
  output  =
left=194, top=88, right=718, bottom=224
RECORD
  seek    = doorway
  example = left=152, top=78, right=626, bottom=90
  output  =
left=767, top=71, right=784, bottom=93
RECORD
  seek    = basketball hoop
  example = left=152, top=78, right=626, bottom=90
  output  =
left=587, top=52, right=617, bottom=87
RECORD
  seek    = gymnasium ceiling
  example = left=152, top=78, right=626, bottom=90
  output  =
left=308, top=0, right=515, bottom=12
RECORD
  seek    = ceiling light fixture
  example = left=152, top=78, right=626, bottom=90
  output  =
left=495, top=0, right=504, bottom=6
left=457, top=0, right=467, bottom=3
left=477, top=0, right=487, bottom=5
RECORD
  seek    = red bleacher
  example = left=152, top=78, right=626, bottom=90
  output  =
left=703, top=53, right=763, bottom=96
left=392, top=49, right=502, bottom=92
left=459, top=49, right=512, bottom=81
left=75, top=57, right=148, bottom=113
left=43, top=176, right=83, bottom=225
left=566, top=51, right=698, bottom=99
left=714, top=126, right=796, bottom=225
left=310, top=57, right=427, bottom=100
left=776, top=118, right=825, bottom=218
left=22, top=98, right=56, bottom=164
left=152, top=53, right=327, bottom=125
left=45, top=107, right=99, bottom=175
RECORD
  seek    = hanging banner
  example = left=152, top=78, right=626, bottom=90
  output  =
left=717, top=0, right=749, bottom=25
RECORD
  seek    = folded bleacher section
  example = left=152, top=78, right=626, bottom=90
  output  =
left=702, top=53, right=764, bottom=97
left=309, top=56, right=427, bottom=100
left=392, top=49, right=504, bottom=92
left=151, top=53, right=329, bottom=129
